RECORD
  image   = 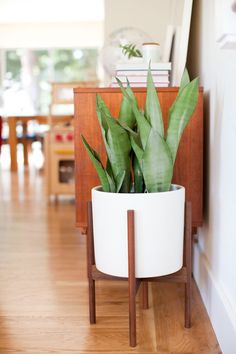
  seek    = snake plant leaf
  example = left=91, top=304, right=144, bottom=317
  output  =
left=118, top=81, right=137, bottom=129
left=105, top=170, right=116, bottom=193
left=118, top=121, right=144, bottom=166
left=96, top=94, right=112, bottom=153
left=133, top=155, right=144, bottom=193
left=81, top=135, right=110, bottom=192
left=115, top=170, right=126, bottom=193
left=180, top=68, right=190, bottom=90
left=96, top=94, right=112, bottom=122
left=166, top=77, right=199, bottom=163
left=96, top=94, right=131, bottom=192
left=116, top=77, right=151, bottom=149
left=165, top=68, right=190, bottom=140
left=105, top=158, right=116, bottom=192
left=128, top=104, right=151, bottom=150
left=106, top=158, right=113, bottom=178
left=130, top=133, right=144, bottom=167
left=137, top=106, right=151, bottom=141
left=97, top=93, right=125, bottom=158
left=145, top=67, right=164, bottom=137
left=142, top=129, right=173, bottom=192
left=104, top=115, right=131, bottom=192
left=96, top=94, right=127, bottom=177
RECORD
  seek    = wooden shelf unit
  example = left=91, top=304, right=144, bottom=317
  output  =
left=73, top=87, right=203, bottom=229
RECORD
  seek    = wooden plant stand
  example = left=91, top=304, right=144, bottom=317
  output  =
left=86, top=201, right=192, bottom=347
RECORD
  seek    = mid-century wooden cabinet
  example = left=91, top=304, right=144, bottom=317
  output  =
left=74, top=87, right=203, bottom=229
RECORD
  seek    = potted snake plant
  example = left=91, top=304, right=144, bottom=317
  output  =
left=81, top=68, right=198, bottom=278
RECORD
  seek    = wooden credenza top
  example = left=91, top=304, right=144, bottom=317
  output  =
left=74, top=86, right=204, bottom=94
left=74, top=87, right=203, bottom=229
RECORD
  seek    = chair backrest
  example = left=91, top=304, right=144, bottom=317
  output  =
left=48, top=81, right=98, bottom=127
left=51, top=82, right=76, bottom=105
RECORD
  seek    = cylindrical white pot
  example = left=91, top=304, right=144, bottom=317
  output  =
left=142, top=42, right=161, bottom=63
left=92, top=185, right=185, bottom=278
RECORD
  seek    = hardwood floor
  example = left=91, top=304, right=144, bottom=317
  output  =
left=0, top=165, right=221, bottom=353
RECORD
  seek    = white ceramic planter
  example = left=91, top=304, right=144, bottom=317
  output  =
left=92, top=185, right=185, bottom=278
left=142, top=42, right=161, bottom=63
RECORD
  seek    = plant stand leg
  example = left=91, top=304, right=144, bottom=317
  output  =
left=127, top=210, right=136, bottom=347
left=88, top=278, right=96, bottom=324
left=142, top=281, right=149, bottom=309
left=184, top=202, right=192, bottom=328
left=87, top=201, right=96, bottom=324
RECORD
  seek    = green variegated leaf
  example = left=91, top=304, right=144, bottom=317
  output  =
left=117, top=120, right=135, bottom=133
left=96, top=95, right=111, bottom=154
left=166, top=77, right=199, bottom=162
left=116, top=77, right=151, bottom=149
left=180, top=68, right=190, bottom=91
left=126, top=79, right=138, bottom=101
left=105, top=170, right=116, bottom=192
left=128, top=104, right=151, bottom=150
left=106, top=158, right=113, bottom=179
left=82, top=67, right=198, bottom=195
left=118, top=81, right=137, bottom=128
left=133, top=155, right=144, bottom=193
left=118, top=121, right=144, bottom=166
left=96, top=93, right=132, bottom=192
left=145, top=67, right=164, bottom=137
left=115, top=170, right=126, bottom=193
left=165, top=69, right=191, bottom=141
left=96, top=94, right=112, bottom=122
left=130, top=134, right=144, bottom=167
left=81, top=135, right=110, bottom=192
left=104, top=114, right=131, bottom=192
left=142, top=129, right=173, bottom=192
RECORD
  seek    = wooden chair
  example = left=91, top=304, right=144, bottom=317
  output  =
left=48, top=81, right=98, bottom=127
left=45, top=81, right=99, bottom=198
left=2, top=116, right=37, bottom=167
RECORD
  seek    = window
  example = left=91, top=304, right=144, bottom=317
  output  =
left=2, top=48, right=99, bottom=115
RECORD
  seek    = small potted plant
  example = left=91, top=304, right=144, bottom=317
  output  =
left=81, top=68, right=198, bottom=278
left=120, top=43, right=143, bottom=59
left=120, top=42, right=161, bottom=63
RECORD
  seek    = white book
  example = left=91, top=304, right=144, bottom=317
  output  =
left=115, top=62, right=171, bottom=71
left=114, top=75, right=170, bottom=83
left=116, top=69, right=169, bottom=76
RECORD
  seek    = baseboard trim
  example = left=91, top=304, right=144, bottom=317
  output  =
left=193, top=243, right=236, bottom=354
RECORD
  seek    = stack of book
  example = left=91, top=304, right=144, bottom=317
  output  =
left=111, top=62, right=171, bottom=88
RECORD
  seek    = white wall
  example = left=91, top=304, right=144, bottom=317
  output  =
left=187, top=0, right=236, bottom=352
left=0, top=0, right=104, bottom=22
left=104, top=0, right=182, bottom=47
left=0, top=0, right=104, bottom=48
left=0, top=22, right=103, bottom=48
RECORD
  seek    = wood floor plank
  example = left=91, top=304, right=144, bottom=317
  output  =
left=0, top=166, right=221, bottom=353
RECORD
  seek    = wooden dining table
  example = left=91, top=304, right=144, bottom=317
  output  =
left=7, top=114, right=73, bottom=171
